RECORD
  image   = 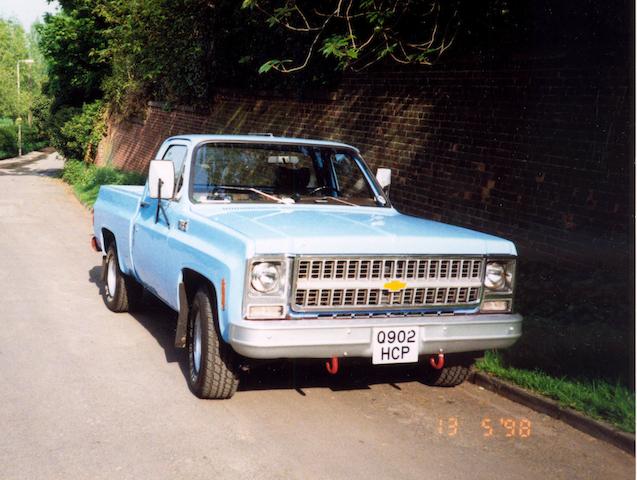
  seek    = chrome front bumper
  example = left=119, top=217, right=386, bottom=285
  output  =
left=228, top=313, right=522, bottom=359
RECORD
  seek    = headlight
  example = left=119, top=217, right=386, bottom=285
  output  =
left=244, top=256, right=289, bottom=319
left=250, top=262, right=280, bottom=293
left=484, top=262, right=506, bottom=290
left=484, top=261, right=515, bottom=292
left=482, top=258, right=516, bottom=313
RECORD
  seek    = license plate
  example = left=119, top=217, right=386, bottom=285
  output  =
left=372, top=327, right=419, bottom=364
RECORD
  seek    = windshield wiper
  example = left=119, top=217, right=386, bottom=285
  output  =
left=315, top=196, right=359, bottom=207
left=210, top=185, right=294, bottom=204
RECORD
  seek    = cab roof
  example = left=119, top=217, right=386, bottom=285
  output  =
left=163, top=134, right=359, bottom=152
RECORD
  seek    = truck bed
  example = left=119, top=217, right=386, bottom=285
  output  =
left=93, top=185, right=145, bottom=276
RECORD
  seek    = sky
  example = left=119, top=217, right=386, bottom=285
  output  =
left=0, top=0, right=59, bottom=30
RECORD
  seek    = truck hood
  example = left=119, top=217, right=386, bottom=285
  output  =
left=190, top=205, right=516, bottom=256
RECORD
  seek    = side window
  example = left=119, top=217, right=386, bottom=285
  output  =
left=163, top=144, right=188, bottom=193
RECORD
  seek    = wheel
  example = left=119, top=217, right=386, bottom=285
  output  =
left=103, top=243, right=143, bottom=312
left=423, top=354, right=473, bottom=387
left=187, top=286, right=239, bottom=399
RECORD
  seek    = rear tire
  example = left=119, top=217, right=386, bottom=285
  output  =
left=103, top=243, right=143, bottom=312
left=423, top=355, right=473, bottom=387
left=187, top=286, right=239, bottom=399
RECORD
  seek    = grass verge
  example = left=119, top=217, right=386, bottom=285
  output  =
left=61, top=160, right=146, bottom=207
left=476, top=350, right=635, bottom=433
left=475, top=259, right=635, bottom=433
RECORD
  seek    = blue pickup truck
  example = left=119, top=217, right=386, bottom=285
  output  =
left=92, top=134, right=522, bottom=399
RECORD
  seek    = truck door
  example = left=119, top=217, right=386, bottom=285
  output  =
left=132, top=143, right=188, bottom=303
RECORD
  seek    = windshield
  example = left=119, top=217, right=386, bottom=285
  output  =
left=190, top=143, right=386, bottom=207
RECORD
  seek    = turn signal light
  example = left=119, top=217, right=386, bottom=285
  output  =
left=481, top=300, right=511, bottom=313
left=247, top=305, right=284, bottom=319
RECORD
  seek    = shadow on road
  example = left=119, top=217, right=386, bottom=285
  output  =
left=0, top=150, right=61, bottom=177
left=88, top=265, right=187, bottom=376
left=88, top=265, right=428, bottom=396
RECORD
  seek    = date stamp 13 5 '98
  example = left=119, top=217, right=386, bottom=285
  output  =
left=437, top=417, right=532, bottom=438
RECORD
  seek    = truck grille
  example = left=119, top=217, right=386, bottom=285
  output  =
left=292, top=256, right=484, bottom=312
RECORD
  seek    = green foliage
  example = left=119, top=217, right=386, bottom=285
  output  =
left=96, top=0, right=214, bottom=113
left=61, top=160, right=146, bottom=206
left=35, top=0, right=631, bottom=120
left=0, top=19, right=28, bottom=117
left=477, top=351, right=635, bottom=433
left=46, top=100, right=105, bottom=162
left=36, top=1, right=109, bottom=109
left=39, top=0, right=343, bottom=117
left=0, top=18, right=47, bottom=120
left=0, top=118, right=48, bottom=160
left=46, top=105, right=79, bottom=158
left=245, top=0, right=461, bottom=73
left=60, top=158, right=88, bottom=184
left=320, top=35, right=358, bottom=68
left=0, top=119, right=16, bottom=159
left=258, top=59, right=290, bottom=74
left=60, top=101, right=106, bottom=161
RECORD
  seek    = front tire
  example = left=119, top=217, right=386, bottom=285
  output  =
left=103, top=243, right=143, bottom=312
left=423, top=354, right=473, bottom=387
left=187, top=286, right=239, bottom=399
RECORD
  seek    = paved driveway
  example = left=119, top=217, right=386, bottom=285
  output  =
left=0, top=153, right=633, bottom=479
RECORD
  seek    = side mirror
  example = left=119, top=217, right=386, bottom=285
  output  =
left=376, top=168, right=392, bottom=190
left=148, top=160, right=175, bottom=199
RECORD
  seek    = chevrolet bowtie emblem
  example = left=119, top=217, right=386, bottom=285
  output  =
left=383, top=280, right=407, bottom=292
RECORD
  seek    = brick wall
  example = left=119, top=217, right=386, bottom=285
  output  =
left=96, top=60, right=633, bottom=266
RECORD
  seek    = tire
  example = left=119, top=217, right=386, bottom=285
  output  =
left=423, top=355, right=473, bottom=387
left=103, top=243, right=143, bottom=313
left=187, top=286, right=239, bottom=399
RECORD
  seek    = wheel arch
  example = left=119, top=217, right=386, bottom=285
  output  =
left=101, top=228, right=116, bottom=254
left=175, top=268, right=220, bottom=348
left=182, top=268, right=218, bottom=306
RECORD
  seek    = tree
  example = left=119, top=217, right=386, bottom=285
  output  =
left=36, top=0, right=110, bottom=110
left=242, top=0, right=460, bottom=73
left=96, top=0, right=216, bottom=111
left=0, top=18, right=47, bottom=123
left=0, top=19, right=30, bottom=117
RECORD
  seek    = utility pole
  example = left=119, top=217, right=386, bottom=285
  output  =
left=16, top=59, right=34, bottom=157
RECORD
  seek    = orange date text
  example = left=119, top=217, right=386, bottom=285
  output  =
left=436, top=417, right=532, bottom=438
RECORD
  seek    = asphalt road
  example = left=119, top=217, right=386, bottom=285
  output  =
left=0, top=153, right=634, bottom=480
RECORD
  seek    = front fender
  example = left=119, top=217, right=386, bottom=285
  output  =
left=167, top=214, right=251, bottom=341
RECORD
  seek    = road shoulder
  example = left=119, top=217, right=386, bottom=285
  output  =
left=470, top=370, right=635, bottom=455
